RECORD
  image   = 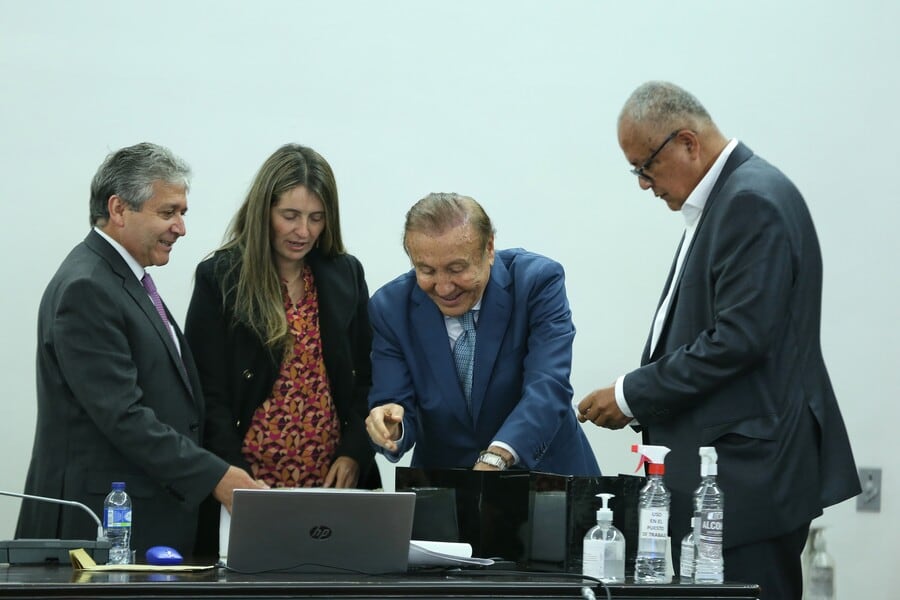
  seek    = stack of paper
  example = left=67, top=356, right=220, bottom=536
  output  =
left=408, top=540, right=494, bottom=568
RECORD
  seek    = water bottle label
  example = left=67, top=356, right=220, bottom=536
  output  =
left=697, top=510, right=723, bottom=558
left=106, top=507, right=132, bottom=528
left=638, top=508, right=668, bottom=539
left=638, top=508, right=669, bottom=554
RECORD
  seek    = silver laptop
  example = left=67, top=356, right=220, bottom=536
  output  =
left=226, top=488, right=416, bottom=574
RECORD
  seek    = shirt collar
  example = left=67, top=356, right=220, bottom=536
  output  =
left=681, top=138, right=739, bottom=228
left=93, top=226, right=145, bottom=282
left=443, top=299, right=482, bottom=324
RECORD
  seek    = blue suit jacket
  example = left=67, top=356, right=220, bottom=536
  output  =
left=624, top=144, right=859, bottom=548
left=368, top=248, right=600, bottom=475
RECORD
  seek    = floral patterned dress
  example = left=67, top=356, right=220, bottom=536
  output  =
left=241, top=266, right=340, bottom=487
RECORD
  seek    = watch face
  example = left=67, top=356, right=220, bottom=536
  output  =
left=478, top=452, right=506, bottom=469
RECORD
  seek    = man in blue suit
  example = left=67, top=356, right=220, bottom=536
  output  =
left=366, top=193, right=599, bottom=475
left=578, top=82, right=859, bottom=598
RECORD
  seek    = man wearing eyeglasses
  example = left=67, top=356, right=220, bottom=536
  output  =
left=577, top=81, right=860, bottom=598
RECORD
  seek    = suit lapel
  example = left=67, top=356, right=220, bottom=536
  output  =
left=469, top=260, right=512, bottom=423
left=409, top=260, right=513, bottom=428
left=308, top=253, right=342, bottom=370
left=643, top=232, right=684, bottom=364
left=85, top=231, right=197, bottom=400
left=410, top=286, right=474, bottom=425
left=645, top=142, right=755, bottom=362
left=128, top=278, right=197, bottom=399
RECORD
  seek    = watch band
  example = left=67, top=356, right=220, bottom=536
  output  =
left=476, top=450, right=509, bottom=470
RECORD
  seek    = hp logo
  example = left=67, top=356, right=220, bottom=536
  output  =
left=309, top=525, right=332, bottom=540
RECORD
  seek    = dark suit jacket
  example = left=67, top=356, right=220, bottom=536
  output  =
left=368, top=248, right=600, bottom=475
left=185, top=247, right=379, bottom=481
left=16, top=230, right=230, bottom=557
left=623, top=143, right=860, bottom=549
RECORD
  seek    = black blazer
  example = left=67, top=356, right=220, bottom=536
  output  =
left=624, top=143, right=860, bottom=549
left=185, top=247, right=378, bottom=482
left=16, top=231, right=230, bottom=556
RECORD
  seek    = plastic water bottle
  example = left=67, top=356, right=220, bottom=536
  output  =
left=805, top=527, right=835, bottom=600
left=693, top=447, right=724, bottom=583
left=582, top=493, right=625, bottom=582
left=632, top=444, right=671, bottom=583
left=680, top=517, right=698, bottom=583
left=103, top=481, right=132, bottom=564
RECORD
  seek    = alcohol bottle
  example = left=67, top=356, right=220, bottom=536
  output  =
left=693, top=446, right=724, bottom=583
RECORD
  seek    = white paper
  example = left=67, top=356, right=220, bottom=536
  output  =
left=408, top=540, right=494, bottom=567
left=218, top=505, right=230, bottom=562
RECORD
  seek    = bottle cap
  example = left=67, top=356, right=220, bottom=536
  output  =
left=596, top=493, right=614, bottom=522
left=112, top=482, right=126, bottom=491
left=699, top=446, right=718, bottom=476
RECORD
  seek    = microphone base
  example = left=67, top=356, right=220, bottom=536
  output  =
left=0, top=539, right=111, bottom=565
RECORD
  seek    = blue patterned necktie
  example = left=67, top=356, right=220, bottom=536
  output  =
left=453, top=310, right=477, bottom=411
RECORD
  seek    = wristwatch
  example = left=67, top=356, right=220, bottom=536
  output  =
left=476, top=450, right=509, bottom=470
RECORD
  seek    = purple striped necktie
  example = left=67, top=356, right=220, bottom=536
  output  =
left=141, top=272, right=179, bottom=352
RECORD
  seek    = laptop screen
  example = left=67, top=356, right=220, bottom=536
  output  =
left=225, top=488, right=415, bottom=574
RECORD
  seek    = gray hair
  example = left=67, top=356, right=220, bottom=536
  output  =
left=89, top=142, right=191, bottom=225
left=619, top=81, right=713, bottom=134
left=403, top=192, right=495, bottom=256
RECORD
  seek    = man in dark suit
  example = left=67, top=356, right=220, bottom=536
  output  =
left=577, top=82, right=860, bottom=598
left=366, top=193, right=599, bottom=475
left=16, top=143, right=263, bottom=558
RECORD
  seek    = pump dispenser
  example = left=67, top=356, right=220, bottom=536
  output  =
left=632, top=444, right=672, bottom=583
left=693, top=446, right=724, bottom=583
left=582, top=493, right=625, bottom=582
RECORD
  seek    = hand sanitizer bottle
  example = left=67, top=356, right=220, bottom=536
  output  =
left=582, top=493, right=625, bottom=582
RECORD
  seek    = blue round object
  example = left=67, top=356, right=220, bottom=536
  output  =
left=145, top=545, right=184, bottom=566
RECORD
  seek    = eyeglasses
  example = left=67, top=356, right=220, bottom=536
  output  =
left=630, top=130, right=680, bottom=182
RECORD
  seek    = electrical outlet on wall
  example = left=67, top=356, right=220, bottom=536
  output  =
left=857, top=468, right=881, bottom=512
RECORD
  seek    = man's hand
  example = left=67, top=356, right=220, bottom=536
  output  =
left=213, top=465, right=268, bottom=513
left=366, top=403, right=404, bottom=453
left=323, top=456, right=360, bottom=488
left=577, top=385, right=631, bottom=430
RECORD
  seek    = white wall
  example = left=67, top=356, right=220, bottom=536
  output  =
left=1, top=0, right=896, bottom=595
